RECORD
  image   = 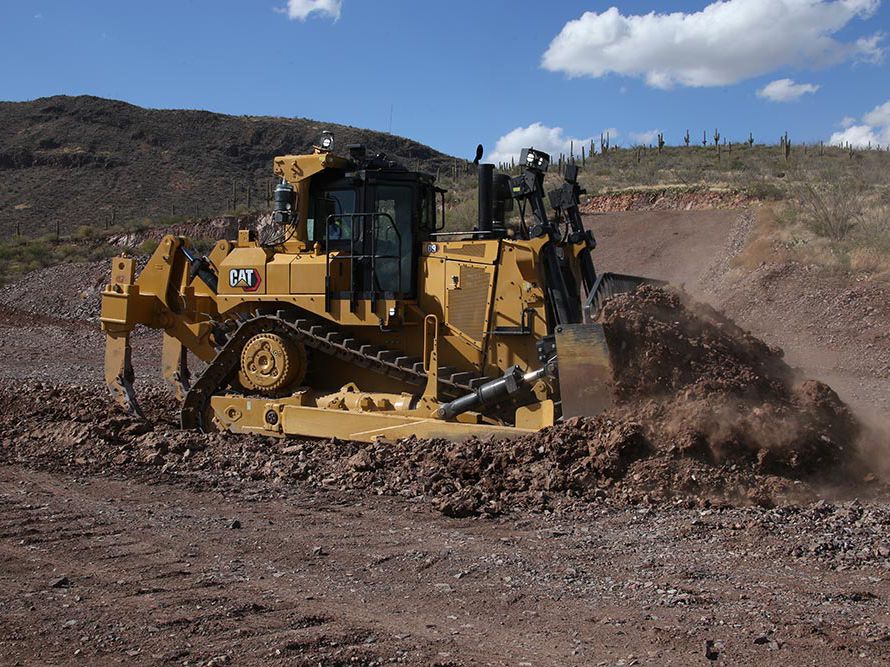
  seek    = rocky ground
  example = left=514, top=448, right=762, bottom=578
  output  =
left=1, top=207, right=889, bottom=665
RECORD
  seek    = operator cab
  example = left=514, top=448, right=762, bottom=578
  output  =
left=307, top=149, right=440, bottom=300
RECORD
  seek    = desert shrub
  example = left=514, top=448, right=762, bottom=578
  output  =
left=853, top=205, right=890, bottom=254
left=441, top=192, right=478, bottom=232
left=745, top=180, right=785, bottom=201
left=849, top=247, right=888, bottom=273
left=792, top=179, right=866, bottom=241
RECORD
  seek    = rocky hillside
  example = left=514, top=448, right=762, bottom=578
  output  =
left=0, top=96, right=455, bottom=237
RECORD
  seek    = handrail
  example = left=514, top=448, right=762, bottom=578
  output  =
left=323, top=211, right=403, bottom=311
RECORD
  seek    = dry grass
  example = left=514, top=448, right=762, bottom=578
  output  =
left=736, top=195, right=890, bottom=279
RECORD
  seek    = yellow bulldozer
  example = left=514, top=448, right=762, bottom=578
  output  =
left=100, top=135, right=653, bottom=441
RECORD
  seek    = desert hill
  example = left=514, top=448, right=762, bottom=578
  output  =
left=0, top=95, right=455, bottom=236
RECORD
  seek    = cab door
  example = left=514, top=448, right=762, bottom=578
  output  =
left=366, top=178, right=418, bottom=298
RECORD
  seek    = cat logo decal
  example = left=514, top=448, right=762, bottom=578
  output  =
left=228, top=268, right=261, bottom=292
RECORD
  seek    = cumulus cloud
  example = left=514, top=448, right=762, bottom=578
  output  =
left=280, top=0, right=341, bottom=21
left=757, top=78, right=820, bottom=102
left=629, top=129, right=661, bottom=145
left=542, top=0, right=883, bottom=89
left=488, top=123, right=597, bottom=165
left=829, top=100, right=890, bottom=147
left=864, top=101, right=890, bottom=127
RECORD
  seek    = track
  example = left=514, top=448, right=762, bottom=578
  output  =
left=181, top=309, right=496, bottom=431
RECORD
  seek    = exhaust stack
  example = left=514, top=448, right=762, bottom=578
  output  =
left=477, top=163, right=494, bottom=232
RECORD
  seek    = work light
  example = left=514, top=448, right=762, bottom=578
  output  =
left=519, top=147, right=550, bottom=172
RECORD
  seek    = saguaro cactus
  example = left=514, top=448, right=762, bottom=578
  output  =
left=713, top=128, right=721, bottom=147
left=747, top=132, right=754, bottom=147
left=657, top=132, right=665, bottom=153
left=684, top=129, right=690, bottom=147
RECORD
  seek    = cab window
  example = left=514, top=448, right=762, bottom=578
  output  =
left=308, top=189, right=356, bottom=241
left=374, top=184, right=414, bottom=293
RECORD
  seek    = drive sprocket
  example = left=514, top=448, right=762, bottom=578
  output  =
left=238, top=332, right=306, bottom=395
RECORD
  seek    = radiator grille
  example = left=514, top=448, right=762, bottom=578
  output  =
left=448, top=243, right=487, bottom=258
left=449, top=265, right=490, bottom=342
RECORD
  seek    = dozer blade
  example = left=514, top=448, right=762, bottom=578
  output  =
left=555, top=323, right=614, bottom=418
left=557, top=272, right=664, bottom=418
left=584, top=272, right=664, bottom=322
left=105, top=331, right=144, bottom=418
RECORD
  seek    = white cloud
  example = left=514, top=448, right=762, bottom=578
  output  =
left=830, top=124, right=883, bottom=147
left=840, top=116, right=857, bottom=128
left=863, top=101, right=890, bottom=127
left=829, top=100, right=890, bottom=147
left=279, top=0, right=341, bottom=21
left=542, top=1, right=883, bottom=89
left=629, top=129, right=661, bottom=145
left=757, top=78, right=820, bottom=102
left=488, top=123, right=596, bottom=165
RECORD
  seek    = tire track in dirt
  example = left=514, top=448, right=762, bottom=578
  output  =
left=0, top=471, right=428, bottom=665
left=4, top=465, right=890, bottom=665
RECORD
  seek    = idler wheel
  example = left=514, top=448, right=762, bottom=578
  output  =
left=238, top=333, right=305, bottom=395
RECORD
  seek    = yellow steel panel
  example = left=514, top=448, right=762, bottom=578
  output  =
left=266, top=253, right=292, bottom=294
left=288, top=253, right=327, bottom=294
left=515, top=400, right=555, bottom=430
left=218, top=246, right=268, bottom=295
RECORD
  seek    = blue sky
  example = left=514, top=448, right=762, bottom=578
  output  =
left=2, top=1, right=889, bottom=160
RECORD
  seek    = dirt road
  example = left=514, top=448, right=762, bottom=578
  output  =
left=2, top=207, right=890, bottom=665
left=4, top=465, right=890, bottom=666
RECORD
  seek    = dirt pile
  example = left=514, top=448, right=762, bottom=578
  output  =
left=0, top=260, right=111, bottom=321
left=582, top=188, right=749, bottom=213
left=601, top=286, right=857, bottom=474
left=0, top=287, right=872, bottom=515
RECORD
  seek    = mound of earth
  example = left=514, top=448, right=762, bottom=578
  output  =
left=0, top=286, right=872, bottom=517
left=582, top=188, right=749, bottom=213
left=601, top=285, right=857, bottom=475
left=0, top=260, right=110, bottom=321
